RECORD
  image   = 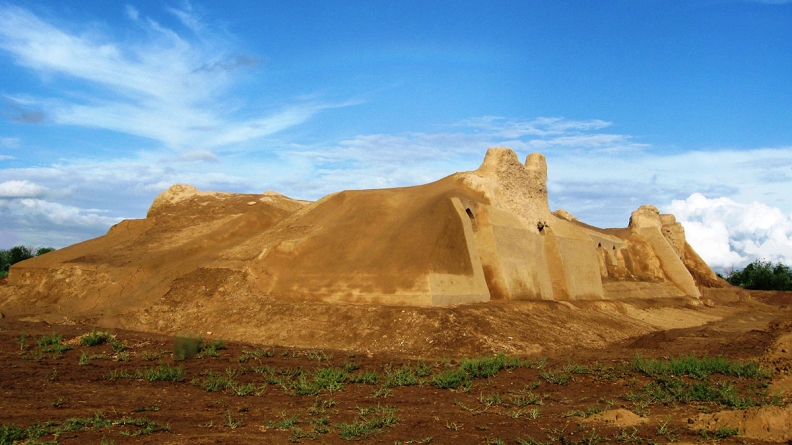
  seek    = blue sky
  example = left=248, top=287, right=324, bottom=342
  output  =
left=1, top=0, right=791, bottom=271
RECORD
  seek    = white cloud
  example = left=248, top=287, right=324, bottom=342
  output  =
left=0, top=180, right=48, bottom=198
left=0, top=5, right=333, bottom=151
left=11, top=198, right=122, bottom=228
left=665, top=193, right=792, bottom=271
left=125, top=5, right=139, bottom=21
left=177, top=150, right=219, bottom=163
left=0, top=136, right=20, bottom=148
left=0, top=197, right=125, bottom=248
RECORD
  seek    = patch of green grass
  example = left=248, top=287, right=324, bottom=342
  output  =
left=225, top=410, right=243, bottom=429
left=478, top=391, right=502, bottom=407
left=37, top=333, right=62, bottom=348
left=59, top=411, right=112, bottom=432
left=79, top=351, right=108, bottom=366
left=431, top=367, right=469, bottom=389
left=115, top=417, right=171, bottom=436
left=265, top=413, right=299, bottom=430
left=80, top=329, right=112, bottom=347
left=308, top=397, right=336, bottom=415
left=105, top=369, right=139, bottom=380
left=139, top=350, right=163, bottom=361
left=336, top=405, right=398, bottom=440
left=511, top=390, right=544, bottom=407
left=239, top=348, right=274, bottom=363
left=699, top=426, right=739, bottom=439
left=348, top=369, right=379, bottom=384
left=144, top=364, right=185, bottom=382
left=612, top=427, right=643, bottom=444
left=563, top=362, right=593, bottom=374
left=0, top=412, right=171, bottom=442
left=192, top=368, right=260, bottom=396
left=0, top=423, right=26, bottom=445
left=197, top=339, right=226, bottom=358
left=106, top=364, right=185, bottom=382
left=16, top=332, right=27, bottom=351
left=516, top=436, right=552, bottom=445
left=36, top=333, right=71, bottom=355
left=540, top=370, right=572, bottom=385
left=625, top=376, right=765, bottom=409
left=384, top=365, right=418, bottom=388
left=285, top=366, right=348, bottom=396
left=414, top=361, right=433, bottom=377
left=630, top=354, right=769, bottom=379
left=460, top=354, right=517, bottom=379
left=306, top=350, right=332, bottom=361
left=655, top=419, right=678, bottom=441
left=562, top=409, right=587, bottom=418
left=372, top=385, right=392, bottom=398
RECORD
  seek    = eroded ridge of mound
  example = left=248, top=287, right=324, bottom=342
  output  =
left=2, top=148, right=727, bottom=322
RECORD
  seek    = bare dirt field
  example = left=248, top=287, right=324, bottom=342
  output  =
left=2, top=290, right=792, bottom=445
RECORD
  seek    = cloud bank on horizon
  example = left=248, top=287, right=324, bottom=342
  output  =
left=1, top=1, right=791, bottom=273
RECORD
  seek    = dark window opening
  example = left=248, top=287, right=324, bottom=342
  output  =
left=466, top=208, right=474, bottom=218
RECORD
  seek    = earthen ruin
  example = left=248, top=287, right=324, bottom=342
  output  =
left=3, top=148, right=726, bottom=316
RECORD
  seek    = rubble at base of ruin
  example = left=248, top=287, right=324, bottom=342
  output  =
left=3, top=147, right=730, bottom=315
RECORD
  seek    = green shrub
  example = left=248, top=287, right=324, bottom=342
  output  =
left=173, top=335, right=200, bottom=360
left=726, top=259, right=792, bottom=291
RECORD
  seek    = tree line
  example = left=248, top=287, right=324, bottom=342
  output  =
left=0, top=245, right=56, bottom=278
left=724, top=259, right=792, bottom=291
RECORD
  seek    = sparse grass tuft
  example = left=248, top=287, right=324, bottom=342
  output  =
left=336, top=405, right=398, bottom=440
left=144, top=364, right=185, bottom=382
left=36, top=332, right=71, bottom=356
left=80, top=329, right=112, bottom=347
left=239, top=348, right=273, bottom=363
left=192, top=368, right=259, bottom=396
left=540, top=370, right=572, bottom=385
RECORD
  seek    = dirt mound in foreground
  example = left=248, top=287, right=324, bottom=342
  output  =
left=692, top=405, right=792, bottom=442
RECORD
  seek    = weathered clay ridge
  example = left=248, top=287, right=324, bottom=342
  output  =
left=2, top=148, right=725, bottom=316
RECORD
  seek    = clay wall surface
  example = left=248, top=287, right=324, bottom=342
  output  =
left=1, top=148, right=729, bottom=319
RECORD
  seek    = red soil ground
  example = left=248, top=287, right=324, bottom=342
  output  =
left=1, top=290, right=792, bottom=444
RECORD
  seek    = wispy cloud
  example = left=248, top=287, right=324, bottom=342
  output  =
left=0, top=137, right=19, bottom=149
left=0, top=5, right=332, bottom=151
left=454, top=116, right=611, bottom=138
left=2, top=100, right=45, bottom=123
